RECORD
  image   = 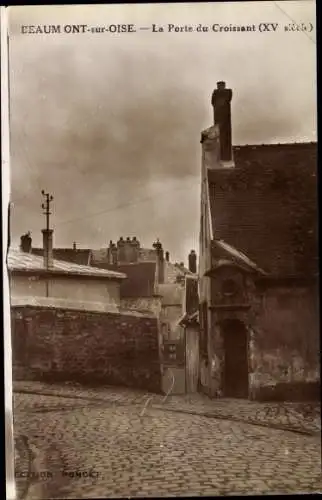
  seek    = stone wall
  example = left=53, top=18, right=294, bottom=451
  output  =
left=120, top=297, right=162, bottom=316
left=199, top=281, right=320, bottom=401
left=11, top=305, right=161, bottom=393
left=250, top=283, right=320, bottom=400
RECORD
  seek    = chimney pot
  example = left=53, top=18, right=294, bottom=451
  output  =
left=20, top=232, right=32, bottom=253
left=188, top=249, right=197, bottom=273
left=154, top=239, right=164, bottom=284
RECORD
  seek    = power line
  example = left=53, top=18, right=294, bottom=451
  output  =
left=274, top=1, right=316, bottom=44
left=10, top=126, right=44, bottom=205
left=52, top=180, right=199, bottom=229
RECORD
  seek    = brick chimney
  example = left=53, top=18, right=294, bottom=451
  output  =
left=211, top=81, right=233, bottom=162
left=188, top=249, right=197, bottom=273
left=206, top=81, right=234, bottom=164
left=20, top=232, right=32, bottom=253
left=116, top=236, right=140, bottom=264
left=108, top=240, right=118, bottom=265
left=153, top=239, right=164, bottom=284
left=117, top=237, right=126, bottom=263
left=130, top=236, right=140, bottom=263
left=42, top=229, right=54, bottom=269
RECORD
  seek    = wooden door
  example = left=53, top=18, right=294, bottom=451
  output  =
left=223, top=320, right=249, bottom=398
left=185, top=327, right=199, bottom=393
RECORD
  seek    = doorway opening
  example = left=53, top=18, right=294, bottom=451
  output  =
left=222, top=319, right=249, bottom=398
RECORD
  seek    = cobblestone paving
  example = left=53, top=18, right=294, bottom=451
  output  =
left=14, top=381, right=321, bottom=434
left=13, top=384, right=322, bottom=499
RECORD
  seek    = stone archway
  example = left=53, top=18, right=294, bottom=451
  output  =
left=221, top=319, right=249, bottom=398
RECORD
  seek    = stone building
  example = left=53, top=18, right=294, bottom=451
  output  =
left=9, top=234, right=126, bottom=312
left=199, top=81, right=319, bottom=401
left=90, top=236, right=198, bottom=394
left=8, top=235, right=161, bottom=392
left=90, top=236, right=196, bottom=324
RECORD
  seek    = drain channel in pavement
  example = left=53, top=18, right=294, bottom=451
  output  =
left=151, top=405, right=320, bottom=437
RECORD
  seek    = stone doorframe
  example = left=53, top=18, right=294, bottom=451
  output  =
left=209, top=309, right=254, bottom=398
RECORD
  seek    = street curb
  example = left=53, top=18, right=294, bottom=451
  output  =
left=14, top=388, right=110, bottom=403
left=152, top=405, right=320, bottom=437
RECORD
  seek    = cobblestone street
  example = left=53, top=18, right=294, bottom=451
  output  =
left=13, top=382, right=322, bottom=499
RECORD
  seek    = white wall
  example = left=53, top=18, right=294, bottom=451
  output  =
left=161, top=304, right=184, bottom=341
left=10, top=274, right=121, bottom=306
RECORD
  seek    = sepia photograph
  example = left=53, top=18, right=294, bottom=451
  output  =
left=3, top=1, right=320, bottom=498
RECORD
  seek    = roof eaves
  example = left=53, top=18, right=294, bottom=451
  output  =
left=9, top=267, right=127, bottom=280
left=214, top=239, right=268, bottom=275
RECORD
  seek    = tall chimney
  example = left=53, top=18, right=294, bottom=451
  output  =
left=188, top=250, right=197, bottom=273
left=131, top=236, right=140, bottom=263
left=42, top=229, right=54, bottom=269
left=73, top=241, right=77, bottom=251
left=211, top=81, right=233, bottom=162
left=111, top=244, right=118, bottom=265
left=165, top=251, right=170, bottom=262
left=117, top=237, right=126, bottom=263
left=153, top=239, right=164, bottom=284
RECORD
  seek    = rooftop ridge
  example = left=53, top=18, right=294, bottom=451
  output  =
left=232, top=141, right=317, bottom=148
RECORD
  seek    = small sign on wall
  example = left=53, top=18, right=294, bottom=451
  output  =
left=163, top=342, right=185, bottom=366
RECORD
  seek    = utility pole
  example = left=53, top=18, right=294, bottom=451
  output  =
left=41, top=190, right=54, bottom=279
left=41, top=190, right=53, bottom=231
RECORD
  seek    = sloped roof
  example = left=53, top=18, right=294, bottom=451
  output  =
left=211, top=239, right=267, bottom=275
left=164, top=260, right=195, bottom=284
left=90, top=248, right=109, bottom=264
left=32, top=247, right=91, bottom=266
left=7, top=248, right=126, bottom=280
left=208, top=142, right=318, bottom=277
left=91, top=262, right=157, bottom=297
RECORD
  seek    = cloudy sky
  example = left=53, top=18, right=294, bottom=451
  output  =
left=7, top=1, right=316, bottom=264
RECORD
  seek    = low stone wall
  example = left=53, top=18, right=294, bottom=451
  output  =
left=248, top=284, right=320, bottom=401
left=249, top=346, right=320, bottom=401
left=11, top=305, right=162, bottom=393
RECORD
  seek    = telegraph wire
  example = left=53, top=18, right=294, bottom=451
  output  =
left=52, top=179, right=199, bottom=229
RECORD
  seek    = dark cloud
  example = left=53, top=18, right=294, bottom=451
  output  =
left=8, top=7, right=316, bottom=263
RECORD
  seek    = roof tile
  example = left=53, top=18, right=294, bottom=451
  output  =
left=7, top=248, right=126, bottom=280
left=208, top=143, right=318, bottom=277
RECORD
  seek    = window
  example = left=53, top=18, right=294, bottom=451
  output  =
left=221, top=279, right=238, bottom=297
